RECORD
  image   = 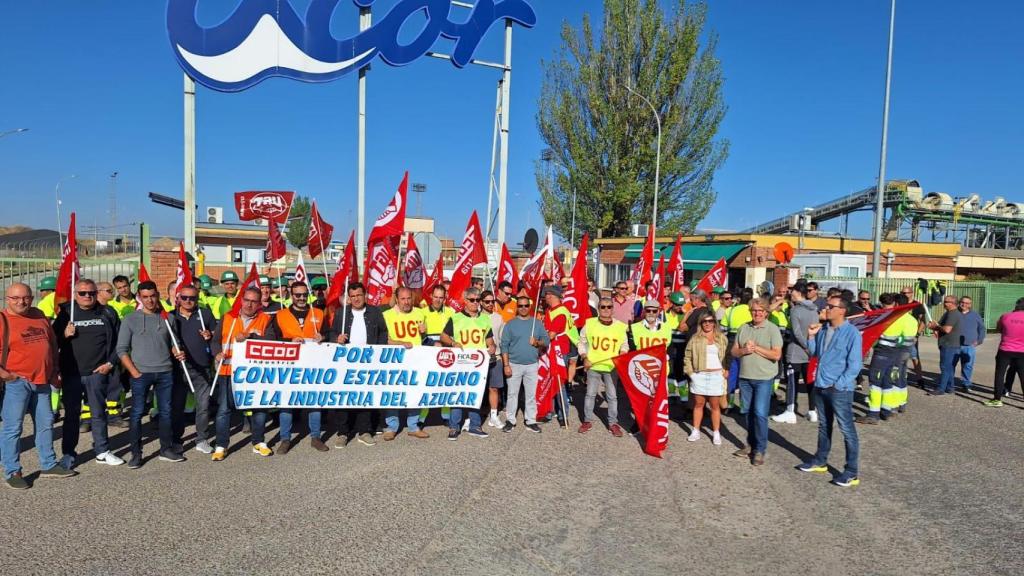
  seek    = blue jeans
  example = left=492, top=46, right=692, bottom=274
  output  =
left=811, top=387, right=859, bottom=477
left=385, top=410, right=420, bottom=433
left=129, top=371, right=174, bottom=455
left=954, top=345, right=976, bottom=388
left=1, top=379, right=58, bottom=478
left=213, top=376, right=267, bottom=447
left=62, top=372, right=111, bottom=456
left=279, top=410, right=322, bottom=442
left=738, top=378, right=773, bottom=454
left=937, top=346, right=958, bottom=394
left=448, top=407, right=482, bottom=431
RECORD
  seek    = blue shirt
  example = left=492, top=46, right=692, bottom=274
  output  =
left=807, top=321, right=862, bottom=392
left=957, top=310, right=985, bottom=347
left=500, top=317, right=549, bottom=365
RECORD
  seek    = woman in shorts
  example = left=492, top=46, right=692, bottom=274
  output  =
left=683, top=309, right=729, bottom=445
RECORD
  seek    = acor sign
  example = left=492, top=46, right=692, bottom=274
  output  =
left=167, top=0, right=537, bottom=92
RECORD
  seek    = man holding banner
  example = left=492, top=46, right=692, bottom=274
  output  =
left=441, top=287, right=495, bottom=440
left=382, top=287, right=430, bottom=440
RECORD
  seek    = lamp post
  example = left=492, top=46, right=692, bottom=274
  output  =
left=0, top=128, right=29, bottom=139
left=872, top=0, right=896, bottom=278
left=625, top=83, right=662, bottom=235
left=55, top=174, right=76, bottom=247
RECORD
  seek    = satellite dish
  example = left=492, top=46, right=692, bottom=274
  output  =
left=522, top=228, right=539, bottom=254
left=758, top=280, right=775, bottom=298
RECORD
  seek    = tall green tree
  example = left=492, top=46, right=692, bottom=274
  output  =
left=536, top=0, right=728, bottom=239
left=285, top=195, right=312, bottom=249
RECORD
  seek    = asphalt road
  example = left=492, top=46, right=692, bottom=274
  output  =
left=2, top=339, right=1021, bottom=575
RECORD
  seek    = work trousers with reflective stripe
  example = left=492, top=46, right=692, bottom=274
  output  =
left=867, top=345, right=905, bottom=416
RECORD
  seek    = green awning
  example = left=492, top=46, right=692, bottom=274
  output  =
left=620, top=242, right=748, bottom=271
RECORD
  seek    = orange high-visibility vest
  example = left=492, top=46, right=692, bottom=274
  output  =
left=218, top=311, right=272, bottom=376
left=275, top=307, right=325, bottom=341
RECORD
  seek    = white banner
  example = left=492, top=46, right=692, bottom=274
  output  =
left=229, top=341, right=489, bottom=410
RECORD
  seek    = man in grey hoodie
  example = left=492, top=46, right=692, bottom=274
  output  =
left=772, top=283, right=820, bottom=424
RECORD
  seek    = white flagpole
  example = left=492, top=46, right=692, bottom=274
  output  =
left=70, top=263, right=76, bottom=324
left=164, top=316, right=195, bottom=393
left=340, top=277, right=350, bottom=337
left=209, top=316, right=237, bottom=397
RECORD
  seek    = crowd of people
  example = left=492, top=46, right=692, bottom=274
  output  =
left=1, top=269, right=1018, bottom=491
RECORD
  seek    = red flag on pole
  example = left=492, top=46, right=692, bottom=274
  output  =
left=134, top=262, right=153, bottom=310
left=367, top=172, right=409, bottom=245
left=266, top=219, right=287, bottom=263
left=519, top=226, right=551, bottom=296
left=326, top=230, right=359, bottom=308
left=535, top=336, right=569, bottom=418
left=551, top=256, right=565, bottom=285
left=695, top=258, right=728, bottom=294
left=307, top=201, right=334, bottom=260
left=563, top=233, right=591, bottom=329
left=422, top=257, right=445, bottom=299
left=667, top=235, right=684, bottom=294
left=630, top=226, right=655, bottom=298
left=648, top=254, right=666, bottom=305
left=228, top=264, right=261, bottom=317
left=614, top=346, right=670, bottom=458
left=174, top=241, right=195, bottom=295
left=364, top=239, right=398, bottom=306
left=55, top=212, right=79, bottom=306
left=497, top=243, right=519, bottom=290
left=400, top=233, right=426, bottom=289
left=234, top=191, right=295, bottom=224
left=807, top=304, right=916, bottom=383
left=446, top=211, right=487, bottom=311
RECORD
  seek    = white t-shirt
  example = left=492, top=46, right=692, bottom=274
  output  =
left=350, top=308, right=368, bottom=345
left=705, top=342, right=722, bottom=371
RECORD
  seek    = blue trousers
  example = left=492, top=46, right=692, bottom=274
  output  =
left=1, top=379, right=57, bottom=478
left=738, top=378, right=773, bottom=454
left=811, top=387, right=860, bottom=477
left=129, top=372, right=173, bottom=455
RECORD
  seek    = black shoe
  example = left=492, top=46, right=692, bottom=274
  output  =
left=448, top=429, right=460, bottom=441
left=557, top=418, right=566, bottom=427
left=897, top=405, right=906, bottom=414
left=538, top=414, right=552, bottom=423
left=525, top=423, right=542, bottom=433
left=466, top=427, right=489, bottom=439
left=158, top=450, right=185, bottom=463
left=855, top=415, right=880, bottom=425
left=39, top=464, right=77, bottom=478
left=502, top=422, right=515, bottom=433
left=128, top=454, right=143, bottom=469
left=5, top=472, right=28, bottom=489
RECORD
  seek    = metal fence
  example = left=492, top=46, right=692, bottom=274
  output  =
left=0, top=258, right=140, bottom=294
left=812, top=276, right=1024, bottom=330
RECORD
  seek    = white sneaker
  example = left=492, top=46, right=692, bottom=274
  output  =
left=487, top=413, right=502, bottom=428
left=807, top=410, right=819, bottom=423
left=461, top=418, right=471, bottom=431
left=687, top=429, right=701, bottom=442
left=194, top=440, right=213, bottom=454
left=771, top=411, right=797, bottom=424
left=95, top=451, right=125, bottom=466
left=712, top=431, right=722, bottom=446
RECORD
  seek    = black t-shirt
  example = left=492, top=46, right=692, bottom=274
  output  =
left=62, top=305, right=111, bottom=376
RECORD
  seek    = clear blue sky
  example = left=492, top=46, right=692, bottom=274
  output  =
left=2, top=1, right=1021, bottom=243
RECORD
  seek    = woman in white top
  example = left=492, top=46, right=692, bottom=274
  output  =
left=683, top=309, right=730, bottom=444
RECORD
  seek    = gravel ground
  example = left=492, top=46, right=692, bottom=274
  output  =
left=2, top=339, right=1021, bottom=575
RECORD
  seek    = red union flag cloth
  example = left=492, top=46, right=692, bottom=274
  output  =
left=134, top=262, right=153, bottom=310
left=174, top=241, right=195, bottom=295
left=648, top=254, right=666, bottom=304
left=401, top=233, right=426, bottom=289
left=367, top=172, right=409, bottom=245
left=520, top=226, right=552, bottom=297
left=234, top=191, right=295, bottom=224
left=563, top=233, right=591, bottom=329
left=630, top=226, right=655, bottom=298
left=294, top=253, right=308, bottom=284
left=535, top=335, right=569, bottom=418
left=666, top=235, right=684, bottom=294
left=497, top=243, right=519, bottom=289
left=551, top=256, right=565, bottom=285
left=266, top=219, right=287, bottom=263
left=228, top=264, right=261, bottom=317
left=364, top=239, right=398, bottom=306
left=446, top=211, right=487, bottom=311
left=422, top=257, right=445, bottom=299
left=326, top=230, right=359, bottom=308
left=306, top=201, right=334, bottom=260
left=615, top=346, right=670, bottom=458
left=55, top=212, right=80, bottom=306
left=695, top=258, right=728, bottom=294
left=807, top=304, right=917, bottom=383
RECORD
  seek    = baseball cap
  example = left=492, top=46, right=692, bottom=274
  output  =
left=542, top=285, right=563, bottom=298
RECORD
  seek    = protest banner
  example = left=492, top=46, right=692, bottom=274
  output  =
left=229, top=341, right=489, bottom=410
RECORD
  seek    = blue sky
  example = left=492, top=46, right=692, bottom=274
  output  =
left=1, top=1, right=1022, bottom=244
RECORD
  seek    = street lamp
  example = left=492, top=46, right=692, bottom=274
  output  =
left=55, top=174, right=77, bottom=247
left=872, top=0, right=897, bottom=278
left=541, top=148, right=578, bottom=246
left=0, top=128, right=29, bottom=139
left=625, top=83, right=662, bottom=234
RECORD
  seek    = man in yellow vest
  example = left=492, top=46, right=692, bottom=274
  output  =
left=441, top=287, right=495, bottom=440
left=209, top=270, right=240, bottom=320
left=382, top=286, right=430, bottom=440
left=36, top=276, right=57, bottom=319
left=857, top=293, right=918, bottom=424
left=578, top=296, right=629, bottom=436
left=422, top=284, right=452, bottom=347
left=196, top=274, right=214, bottom=309
left=265, top=281, right=328, bottom=453
left=111, top=275, right=136, bottom=317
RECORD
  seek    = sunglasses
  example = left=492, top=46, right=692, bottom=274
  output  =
left=482, top=299, right=495, bottom=304
left=721, top=296, right=733, bottom=300
left=179, top=295, right=197, bottom=302
left=466, top=298, right=480, bottom=303
left=517, top=304, right=530, bottom=308
left=503, top=291, right=513, bottom=296
left=76, top=291, right=97, bottom=297
left=599, top=305, right=613, bottom=310
left=292, top=292, right=309, bottom=298
left=826, top=304, right=841, bottom=310
left=700, top=319, right=716, bottom=324
left=615, top=286, right=627, bottom=290
left=644, top=308, right=660, bottom=312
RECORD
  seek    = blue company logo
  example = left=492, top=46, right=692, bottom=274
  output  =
left=167, top=0, right=537, bottom=92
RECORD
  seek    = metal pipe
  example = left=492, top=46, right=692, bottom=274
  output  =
left=625, top=84, right=662, bottom=235
left=357, top=6, right=371, bottom=273
left=184, top=74, right=197, bottom=254
left=872, top=0, right=896, bottom=278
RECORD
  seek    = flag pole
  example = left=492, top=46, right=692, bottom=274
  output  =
left=340, top=277, right=350, bottom=337
left=546, top=250, right=569, bottom=429
left=70, top=261, right=76, bottom=324
left=209, top=316, right=237, bottom=397
left=164, top=316, right=195, bottom=393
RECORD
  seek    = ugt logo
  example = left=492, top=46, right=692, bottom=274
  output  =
left=167, top=0, right=538, bottom=92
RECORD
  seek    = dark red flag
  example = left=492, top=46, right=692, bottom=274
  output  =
left=807, top=304, right=916, bottom=383
left=535, top=335, right=569, bottom=418
left=307, top=201, right=334, bottom=259
left=666, top=235, right=684, bottom=294
left=55, top=212, right=79, bottom=306
left=630, top=226, right=655, bottom=298
left=228, top=264, right=261, bottom=317
left=367, top=172, right=408, bottom=245
left=563, top=233, right=591, bottom=329
left=422, top=257, right=445, bottom=299
left=266, top=219, right=287, bottom=263
left=174, top=241, right=195, bottom=294
left=401, top=233, right=426, bottom=289
left=497, top=243, right=519, bottom=290
left=326, top=230, right=359, bottom=308
left=234, top=191, right=295, bottom=224
left=446, top=211, right=487, bottom=311
left=614, top=346, right=670, bottom=458
left=695, top=258, right=728, bottom=294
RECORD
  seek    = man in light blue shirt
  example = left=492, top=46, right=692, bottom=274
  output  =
left=799, top=297, right=863, bottom=488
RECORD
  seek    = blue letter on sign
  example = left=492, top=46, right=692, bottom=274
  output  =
left=167, top=0, right=537, bottom=92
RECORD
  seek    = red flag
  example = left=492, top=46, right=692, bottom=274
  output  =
left=400, top=233, right=426, bottom=289
left=497, top=243, right=519, bottom=290
left=174, top=242, right=195, bottom=295
left=228, top=264, right=261, bottom=317
left=519, top=226, right=551, bottom=297
left=364, top=239, right=398, bottom=306
left=648, top=255, right=666, bottom=305
left=55, top=212, right=79, bottom=306
left=807, top=304, right=917, bottom=383
left=614, top=346, right=670, bottom=458
left=551, top=256, right=565, bottom=285
left=326, top=230, right=359, bottom=308
left=234, top=191, right=295, bottom=224
left=563, top=233, right=591, bottom=329
left=695, top=258, right=728, bottom=294
left=294, top=253, right=308, bottom=284
left=367, top=172, right=409, bottom=245
left=667, top=235, right=684, bottom=294
left=630, top=227, right=655, bottom=298
left=535, top=336, right=569, bottom=418
left=266, top=219, right=287, bottom=263
left=134, top=263, right=153, bottom=310
left=422, top=257, right=445, bottom=299
left=446, top=211, right=487, bottom=311
left=307, top=201, right=334, bottom=259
